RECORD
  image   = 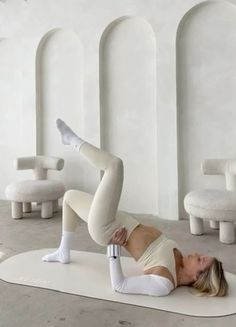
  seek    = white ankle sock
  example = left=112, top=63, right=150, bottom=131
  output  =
left=42, top=231, right=75, bottom=264
left=56, top=118, right=85, bottom=150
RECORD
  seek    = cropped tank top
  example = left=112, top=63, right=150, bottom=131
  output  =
left=137, top=234, right=179, bottom=287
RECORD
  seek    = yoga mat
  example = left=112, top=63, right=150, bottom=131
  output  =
left=0, top=249, right=235, bottom=317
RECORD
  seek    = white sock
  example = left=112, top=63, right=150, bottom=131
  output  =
left=56, top=118, right=85, bottom=150
left=42, top=231, right=75, bottom=264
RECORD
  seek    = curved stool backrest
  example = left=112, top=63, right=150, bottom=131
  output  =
left=14, top=156, right=64, bottom=180
left=202, top=159, right=236, bottom=191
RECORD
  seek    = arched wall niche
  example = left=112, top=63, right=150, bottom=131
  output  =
left=35, top=28, right=86, bottom=189
left=99, top=16, right=158, bottom=214
left=176, top=0, right=236, bottom=218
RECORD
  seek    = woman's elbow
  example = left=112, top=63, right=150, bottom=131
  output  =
left=158, top=287, right=173, bottom=297
left=111, top=282, right=125, bottom=293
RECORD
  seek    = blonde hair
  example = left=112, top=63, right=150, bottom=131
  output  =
left=192, top=258, right=228, bottom=297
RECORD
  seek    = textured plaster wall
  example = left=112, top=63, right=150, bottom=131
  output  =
left=1, top=0, right=236, bottom=219
left=177, top=0, right=236, bottom=217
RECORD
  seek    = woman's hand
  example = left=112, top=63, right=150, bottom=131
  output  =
left=109, top=227, right=128, bottom=246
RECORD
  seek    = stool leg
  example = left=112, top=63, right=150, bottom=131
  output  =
left=23, top=202, right=32, bottom=213
left=41, top=201, right=53, bottom=218
left=12, top=202, right=23, bottom=219
left=53, top=199, right=59, bottom=213
left=190, top=215, right=204, bottom=235
left=210, top=220, right=219, bottom=230
left=220, top=221, right=235, bottom=244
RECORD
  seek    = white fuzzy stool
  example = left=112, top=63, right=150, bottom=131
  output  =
left=5, top=156, right=65, bottom=219
left=184, top=159, right=236, bottom=244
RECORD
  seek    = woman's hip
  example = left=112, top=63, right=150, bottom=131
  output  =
left=88, top=210, right=140, bottom=246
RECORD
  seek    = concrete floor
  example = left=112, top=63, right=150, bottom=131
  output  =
left=0, top=200, right=236, bottom=327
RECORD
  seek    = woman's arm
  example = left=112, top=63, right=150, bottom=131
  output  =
left=107, top=244, right=174, bottom=297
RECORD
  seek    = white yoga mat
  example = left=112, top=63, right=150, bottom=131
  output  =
left=0, top=249, right=235, bottom=317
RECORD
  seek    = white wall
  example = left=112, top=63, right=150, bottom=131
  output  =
left=100, top=17, right=158, bottom=214
left=177, top=0, right=236, bottom=217
left=1, top=0, right=236, bottom=219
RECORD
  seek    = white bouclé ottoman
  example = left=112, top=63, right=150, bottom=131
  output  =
left=5, top=156, right=65, bottom=219
left=184, top=158, right=236, bottom=244
left=6, top=180, right=65, bottom=219
left=184, top=189, right=236, bottom=244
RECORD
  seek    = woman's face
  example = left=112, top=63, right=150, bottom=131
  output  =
left=187, top=253, right=214, bottom=278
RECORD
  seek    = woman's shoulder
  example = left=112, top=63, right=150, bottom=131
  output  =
left=144, top=266, right=176, bottom=287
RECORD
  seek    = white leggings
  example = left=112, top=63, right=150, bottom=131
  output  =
left=62, top=142, right=140, bottom=246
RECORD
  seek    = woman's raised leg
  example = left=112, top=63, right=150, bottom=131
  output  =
left=79, top=142, right=124, bottom=245
left=56, top=119, right=125, bottom=245
left=42, top=119, right=138, bottom=264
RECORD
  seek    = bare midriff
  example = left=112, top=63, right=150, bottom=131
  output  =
left=124, top=224, right=162, bottom=261
left=124, top=224, right=180, bottom=286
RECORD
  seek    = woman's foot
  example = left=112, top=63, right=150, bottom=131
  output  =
left=42, top=248, right=70, bottom=264
left=42, top=231, right=74, bottom=264
left=56, top=118, right=84, bottom=149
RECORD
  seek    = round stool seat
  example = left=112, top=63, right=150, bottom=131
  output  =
left=184, top=189, right=236, bottom=222
left=6, top=180, right=65, bottom=203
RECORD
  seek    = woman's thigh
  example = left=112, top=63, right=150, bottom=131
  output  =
left=63, top=190, right=140, bottom=246
left=64, top=189, right=94, bottom=223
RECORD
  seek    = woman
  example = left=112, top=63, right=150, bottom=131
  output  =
left=43, top=119, right=228, bottom=297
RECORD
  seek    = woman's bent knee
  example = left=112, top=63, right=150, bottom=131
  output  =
left=63, top=189, right=93, bottom=205
left=63, top=190, right=78, bottom=203
left=111, top=157, right=123, bottom=171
